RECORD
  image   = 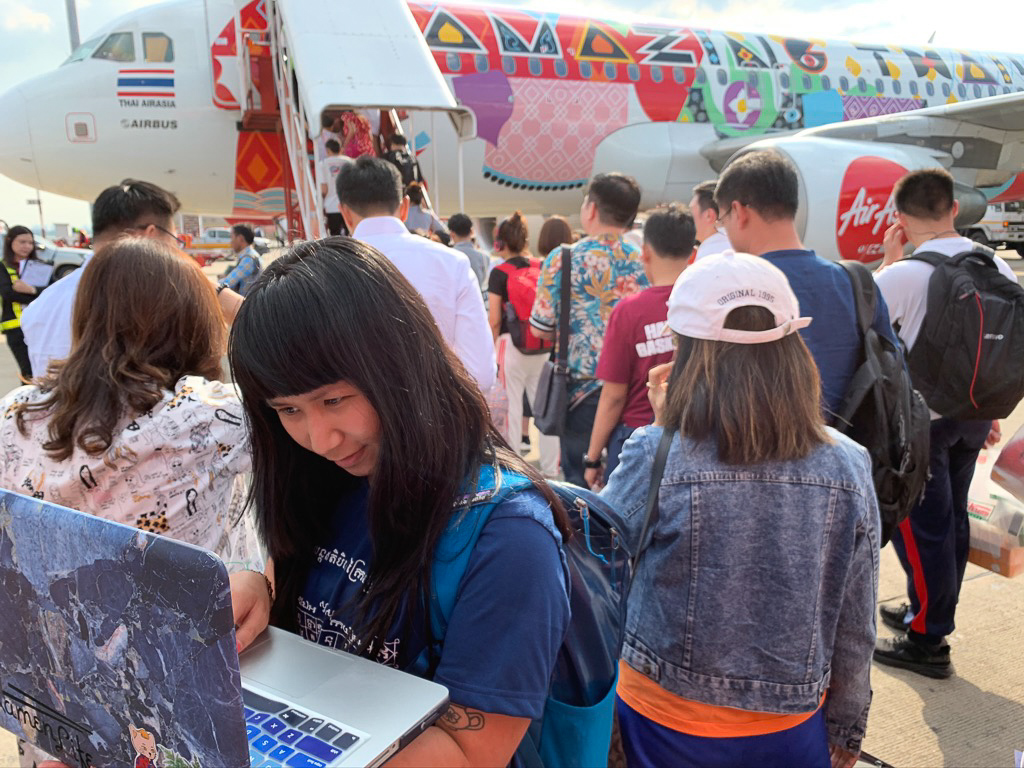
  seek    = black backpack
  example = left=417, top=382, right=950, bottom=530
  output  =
left=384, top=149, right=419, bottom=186
left=835, top=261, right=931, bottom=546
left=905, top=247, right=1024, bottom=420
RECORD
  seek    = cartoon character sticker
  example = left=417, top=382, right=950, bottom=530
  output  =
left=130, top=725, right=159, bottom=768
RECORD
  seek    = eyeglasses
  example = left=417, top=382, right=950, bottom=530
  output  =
left=718, top=208, right=733, bottom=225
left=124, top=224, right=187, bottom=249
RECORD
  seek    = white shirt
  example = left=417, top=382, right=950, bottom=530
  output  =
left=874, top=236, right=1018, bottom=353
left=20, top=255, right=90, bottom=376
left=695, top=229, right=732, bottom=260
left=321, top=154, right=354, bottom=214
left=0, top=376, right=262, bottom=570
left=354, top=217, right=496, bottom=390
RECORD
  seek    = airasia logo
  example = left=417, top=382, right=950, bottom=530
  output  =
left=835, top=156, right=907, bottom=263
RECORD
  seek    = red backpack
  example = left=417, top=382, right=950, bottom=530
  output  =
left=496, top=259, right=553, bottom=353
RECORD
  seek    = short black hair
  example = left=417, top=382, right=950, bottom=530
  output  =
left=389, top=134, right=408, bottom=147
left=325, top=138, right=341, bottom=154
left=586, top=173, right=642, bottom=228
left=92, top=179, right=181, bottom=237
left=232, top=224, right=255, bottom=244
left=692, top=181, right=719, bottom=216
left=406, top=182, right=424, bottom=206
left=448, top=213, right=473, bottom=237
left=321, top=113, right=335, bottom=130
left=336, top=156, right=403, bottom=216
left=644, top=204, right=696, bottom=259
left=715, top=150, right=799, bottom=221
left=894, top=168, right=954, bottom=219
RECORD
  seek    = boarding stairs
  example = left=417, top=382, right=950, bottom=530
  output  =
left=238, top=0, right=472, bottom=241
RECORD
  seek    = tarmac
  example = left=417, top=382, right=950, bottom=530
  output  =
left=1, top=254, right=1023, bottom=767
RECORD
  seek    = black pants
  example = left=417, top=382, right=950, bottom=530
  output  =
left=560, top=390, right=600, bottom=486
left=891, top=417, right=990, bottom=644
left=4, top=327, right=31, bottom=380
left=326, top=213, right=347, bottom=236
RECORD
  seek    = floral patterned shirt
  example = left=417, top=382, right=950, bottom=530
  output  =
left=530, top=234, right=647, bottom=401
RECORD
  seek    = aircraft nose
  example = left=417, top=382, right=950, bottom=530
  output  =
left=0, top=86, right=39, bottom=187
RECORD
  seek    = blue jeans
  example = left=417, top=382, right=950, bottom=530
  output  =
left=891, top=417, right=990, bottom=644
left=605, top=424, right=636, bottom=482
left=616, top=696, right=829, bottom=768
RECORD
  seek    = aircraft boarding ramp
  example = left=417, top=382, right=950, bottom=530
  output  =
left=267, top=0, right=472, bottom=239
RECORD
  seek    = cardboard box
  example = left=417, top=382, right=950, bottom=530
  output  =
left=968, top=517, right=1024, bottom=578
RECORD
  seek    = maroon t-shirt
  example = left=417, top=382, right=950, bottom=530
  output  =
left=595, top=284, right=675, bottom=428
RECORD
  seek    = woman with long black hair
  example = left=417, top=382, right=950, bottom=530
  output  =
left=1, top=225, right=42, bottom=381
left=229, top=237, right=572, bottom=767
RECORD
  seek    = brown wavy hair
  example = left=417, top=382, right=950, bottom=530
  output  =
left=537, top=215, right=573, bottom=258
left=663, top=306, right=829, bottom=464
left=15, top=237, right=225, bottom=460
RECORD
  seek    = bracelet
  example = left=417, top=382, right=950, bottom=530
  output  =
left=247, top=570, right=274, bottom=603
left=216, top=283, right=227, bottom=295
left=582, top=452, right=603, bottom=470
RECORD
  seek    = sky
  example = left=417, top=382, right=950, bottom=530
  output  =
left=0, top=0, right=1021, bottom=233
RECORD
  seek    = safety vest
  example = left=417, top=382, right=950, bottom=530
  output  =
left=1, top=264, right=24, bottom=331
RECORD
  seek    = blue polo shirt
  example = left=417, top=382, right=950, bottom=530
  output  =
left=761, top=249, right=901, bottom=418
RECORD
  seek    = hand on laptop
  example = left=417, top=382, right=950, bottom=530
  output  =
left=231, top=568, right=273, bottom=652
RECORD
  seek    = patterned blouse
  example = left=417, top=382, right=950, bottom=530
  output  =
left=529, top=234, right=648, bottom=401
left=0, top=375, right=262, bottom=572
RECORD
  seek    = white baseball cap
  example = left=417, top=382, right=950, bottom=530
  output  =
left=667, top=249, right=811, bottom=344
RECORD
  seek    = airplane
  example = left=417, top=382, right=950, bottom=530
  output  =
left=0, top=0, right=1023, bottom=262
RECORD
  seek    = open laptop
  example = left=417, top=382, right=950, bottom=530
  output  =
left=0, top=490, right=448, bottom=768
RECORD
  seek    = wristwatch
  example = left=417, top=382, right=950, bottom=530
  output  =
left=582, top=453, right=603, bottom=469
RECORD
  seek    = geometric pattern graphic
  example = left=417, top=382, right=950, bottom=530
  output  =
left=233, top=130, right=286, bottom=217
left=842, top=95, right=920, bottom=119
left=483, top=78, right=630, bottom=189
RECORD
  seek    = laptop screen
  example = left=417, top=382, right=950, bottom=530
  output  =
left=0, top=490, right=249, bottom=768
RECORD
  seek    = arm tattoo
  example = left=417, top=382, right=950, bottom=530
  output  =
left=438, top=703, right=486, bottom=732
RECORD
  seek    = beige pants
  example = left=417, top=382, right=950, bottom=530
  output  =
left=497, top=334, right=560, bottom=477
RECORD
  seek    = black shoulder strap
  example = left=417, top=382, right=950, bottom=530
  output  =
left=632, top=427, right=675, bottom=574
left=839, top=260, right=877, bottom=337
left=555, top=245, right=572, bottom=365
left=908, top=246, right=997, bottom=269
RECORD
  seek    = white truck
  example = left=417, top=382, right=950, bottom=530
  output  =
left=959, top=202, right=1024, bottom=253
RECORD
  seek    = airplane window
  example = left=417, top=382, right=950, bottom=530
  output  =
left=651, top=66, right=664, bottom=83
left=604, top=62, right=617, bottom=79
left=857, top=77, right=867, bottom=91
left=63, top=35, right=103, bottom=64
left=93, top=32, right=135, bottom=62
left=475, top=54, right=489, bottom=73
left=840, top=76, right=850, bottom=91
left=822, top=75, right=831, bottom=90
left=972, top=84, right=980, bottom=97
left=554, top=59, right=567, bottom=78
left=958, top=83, right=966, bottom=97
left=628, top=64, right=640, bottom=82
left=502, top=56, right=516, bottom=75
left=747, top=72, right=758, bottom=87
left=142, top=32, right=173, bottom=62
left=780, top=73, right=790, bottom=89
left=717, top=70, right=728, bottom=85
left=942, top=83, right=950, bottom=96
left=446, top=52, right=462, bottom=72
left=988, top=85, right=996, bottom=96
left=892, top=80, right=901, bottom=94
left=529, top=58, right=543, bottom=76
left=875, top=78, right=884, bottom=94
left=802, top=74, right=812, bottom=90
left=695, top=69, right=706, bottom=84
left=926, top=82, right=934, bottom=96
left=672, top=67, right=685, bottom=84
left=579, top=61, right=592, bottom=79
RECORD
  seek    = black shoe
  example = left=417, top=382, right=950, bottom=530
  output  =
left=873, top=635, right=952, bottom=679
left=879, top=602, right=912, bottom=634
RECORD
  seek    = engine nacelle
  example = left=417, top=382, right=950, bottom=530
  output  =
left=729, top=137, right=953, bottom=263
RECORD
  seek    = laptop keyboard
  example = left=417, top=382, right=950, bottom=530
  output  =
left=243, top=688, right=366, bottom=767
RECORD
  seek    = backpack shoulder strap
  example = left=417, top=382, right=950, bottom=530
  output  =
left=838, top=260, right=877, bottom=337
left=629, top=427, right=675, bottom=582
left=904, top=250, right=946, bottom=268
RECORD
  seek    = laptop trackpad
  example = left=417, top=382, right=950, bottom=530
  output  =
left=240, top=631, right=337, bottom=697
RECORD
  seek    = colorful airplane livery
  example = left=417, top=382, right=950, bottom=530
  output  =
left=0, top=0, right=1022, bottom=261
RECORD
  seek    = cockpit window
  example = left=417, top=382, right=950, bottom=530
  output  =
left=143, top=33, right=174, bottom=62
left=93, top=32, right=136, bottom=62
left=63, top=35, right=103, bottom=64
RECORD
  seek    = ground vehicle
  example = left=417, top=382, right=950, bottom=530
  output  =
left=194, top=227, right=272, bottom=254
left=959, top=203, right=1024, bottom=253
left=33, top=238, right=90, bottom=282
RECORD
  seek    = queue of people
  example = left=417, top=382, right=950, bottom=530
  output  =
left=3, top=150, right=1019, bottom=768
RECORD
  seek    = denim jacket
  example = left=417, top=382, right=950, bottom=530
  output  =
left=602, top=426, right=880, bottom=752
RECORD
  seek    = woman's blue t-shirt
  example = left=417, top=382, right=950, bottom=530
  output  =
left=297, top=478, right=570, bottom=720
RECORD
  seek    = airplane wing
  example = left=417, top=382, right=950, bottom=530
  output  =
left=702, top=90, right=1024, bottom=186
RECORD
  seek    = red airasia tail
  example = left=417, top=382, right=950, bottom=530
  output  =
left=0, top=0, right=1022, bottom=261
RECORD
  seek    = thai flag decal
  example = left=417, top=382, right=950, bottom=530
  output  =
left=117, top=69, right=175, bottom=97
